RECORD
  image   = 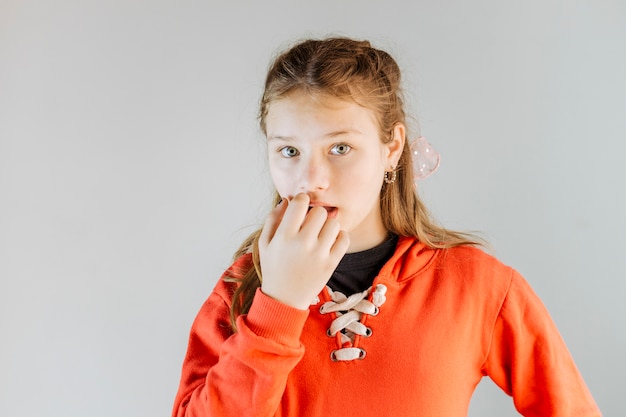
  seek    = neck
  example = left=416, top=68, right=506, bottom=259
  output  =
left=346, top=225, right=390, bottom=253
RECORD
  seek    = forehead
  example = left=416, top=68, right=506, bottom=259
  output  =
left=265, top=91, right=379, bottom=138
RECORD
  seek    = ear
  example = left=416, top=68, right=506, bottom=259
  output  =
left=385, top=123, right=406, bottom=169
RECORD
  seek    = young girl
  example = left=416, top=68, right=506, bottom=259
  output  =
left=172, top=37, right=601, bottom=416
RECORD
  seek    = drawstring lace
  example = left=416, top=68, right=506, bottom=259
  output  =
left=318, top=284, right=387, bottom=361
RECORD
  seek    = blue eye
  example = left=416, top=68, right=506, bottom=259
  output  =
left=330, top=143, right=351, bottom=155
left=280, top=146, right=299, bottom=158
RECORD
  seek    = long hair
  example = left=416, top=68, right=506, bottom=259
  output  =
left=226, top=37, right=481, bottom=331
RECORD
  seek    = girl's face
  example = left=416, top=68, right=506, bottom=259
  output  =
left=265, top=90, right=404, bottom=252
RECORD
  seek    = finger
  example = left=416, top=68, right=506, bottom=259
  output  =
left=299, top=206, right=328, bottom=236
left=277, top=193, right=310, bottom=235
left=316, top=216, right=341, bottom=244
left=259, top=199, right=287, bottom=246
left=329, top=230, right=350, bottom=261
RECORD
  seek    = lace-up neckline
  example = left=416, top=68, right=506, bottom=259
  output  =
left=318, top=284, right=388, bottom=361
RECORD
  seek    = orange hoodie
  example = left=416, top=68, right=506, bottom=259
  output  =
left=172, top=236, right=601, bottom=416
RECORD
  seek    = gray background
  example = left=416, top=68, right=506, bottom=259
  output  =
left=1, top=1, right=624, bottom=416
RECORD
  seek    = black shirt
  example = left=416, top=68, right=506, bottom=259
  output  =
left=327, top=235, right=399, bottom=295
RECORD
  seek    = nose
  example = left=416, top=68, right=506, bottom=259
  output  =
left=298, top=154, right=329, bottom=192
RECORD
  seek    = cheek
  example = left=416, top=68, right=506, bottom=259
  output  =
left=339, top=164, right=384, bottom=198
left=268, top=162, right=292, bottom=196
left=350, top=157, right=385, bottom=186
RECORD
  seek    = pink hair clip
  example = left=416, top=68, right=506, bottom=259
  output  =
left=410, top=136, right=440, bottom=180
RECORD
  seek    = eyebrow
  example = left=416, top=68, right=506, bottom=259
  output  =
left=267, top=129, right=362, bottom=141
left=326, top=129, right=362, bottom=138
left=267, top=135, right=292, bottom=141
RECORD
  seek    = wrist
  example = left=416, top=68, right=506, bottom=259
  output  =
left=245, top=289, right=310, bottom=346
left=260, top=286, right=312, bottom=311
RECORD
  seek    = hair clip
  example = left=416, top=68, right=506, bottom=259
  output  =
left=410, top=136, right=440, bottom=180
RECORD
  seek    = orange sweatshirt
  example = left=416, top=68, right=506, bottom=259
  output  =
left=172, top=236, right=601, bottom=416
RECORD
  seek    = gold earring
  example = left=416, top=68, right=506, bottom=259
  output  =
left=384, top=169, right=397, bottom=184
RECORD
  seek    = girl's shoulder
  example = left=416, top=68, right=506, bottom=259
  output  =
left=390, top=237, right=512, bottom=280
left=386, top=238, right=517, bottom=305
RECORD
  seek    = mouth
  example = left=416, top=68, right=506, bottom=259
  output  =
left=309, top=205, right=338, bottom=219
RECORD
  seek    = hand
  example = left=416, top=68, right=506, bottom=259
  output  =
left=259, top=193, right=350, bottom=310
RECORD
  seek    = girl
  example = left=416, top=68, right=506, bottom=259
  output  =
left=172, top=37, right=601, bottom=416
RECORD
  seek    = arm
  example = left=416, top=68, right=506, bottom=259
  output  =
left=173, top=194, right=348, bottom=416
left=172, top=285, right=309, bottom=417
left=482, top=271, right=601, bottom=416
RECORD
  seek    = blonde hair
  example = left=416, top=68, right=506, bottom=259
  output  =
left=226, top=37, right=481, bottom=330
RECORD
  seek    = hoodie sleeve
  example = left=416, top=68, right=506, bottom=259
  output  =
left=172, top=279, right=309, bottom=417
left=482, top=270, right=601, bottom=417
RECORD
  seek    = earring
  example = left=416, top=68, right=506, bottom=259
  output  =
left=384, top=169, right=397, bottom=184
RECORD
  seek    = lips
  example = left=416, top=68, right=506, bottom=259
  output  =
left=325, top=207, right=338, bottom=219
left=309, top=204, right=338, bottom=219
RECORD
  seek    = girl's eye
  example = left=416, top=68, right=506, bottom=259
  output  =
left=330, top=144, right=351, bottom=155
left=280, top=146, right=299, bottom=158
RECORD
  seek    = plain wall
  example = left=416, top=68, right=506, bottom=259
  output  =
left=1, top=1, right=624, bottom=416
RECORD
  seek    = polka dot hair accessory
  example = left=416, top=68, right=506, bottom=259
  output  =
left=410, top=136, right=440, bottom=180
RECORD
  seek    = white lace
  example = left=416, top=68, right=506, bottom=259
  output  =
left=318, top=284, right=387, bottom=361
